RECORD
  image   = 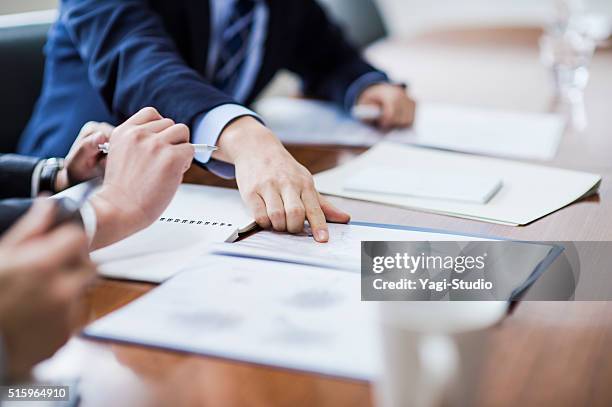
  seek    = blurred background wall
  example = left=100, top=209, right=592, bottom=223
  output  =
left=2, top=0, right=611, bottom=45
left=0, top=0, right=56, bottom=15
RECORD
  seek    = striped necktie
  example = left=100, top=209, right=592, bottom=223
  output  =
left=213, top=0, right=257, bottom=96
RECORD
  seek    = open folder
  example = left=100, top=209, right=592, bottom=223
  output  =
left=314, top=142, right=601, bottom=226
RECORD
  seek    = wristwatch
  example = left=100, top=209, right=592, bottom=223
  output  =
left=38, top=157, right=65, bottom=194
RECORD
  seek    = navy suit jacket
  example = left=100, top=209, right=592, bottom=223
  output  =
left=19, top=0, right=386, bottom=157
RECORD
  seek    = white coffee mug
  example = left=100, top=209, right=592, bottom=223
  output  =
left=375, top=301, right=507, bottom=407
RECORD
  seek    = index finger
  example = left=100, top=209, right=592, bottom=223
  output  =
left=301, top=189, right=329, bottom=243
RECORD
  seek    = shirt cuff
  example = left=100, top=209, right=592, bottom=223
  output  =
left=344, top=71, right=390, bottom=112
left=192, top=104, right=263, bottom=179
left=79, top=201, right=97, bottom=245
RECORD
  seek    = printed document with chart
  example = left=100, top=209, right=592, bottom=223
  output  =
left=85, top=222, right=558, bottom=380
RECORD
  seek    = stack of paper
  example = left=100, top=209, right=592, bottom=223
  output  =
left=313, top=142, right=601, bottom=226
left=255, top=97, right=565, bottom=161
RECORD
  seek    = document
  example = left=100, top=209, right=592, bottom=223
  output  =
left=85, top=255, right=381, bottom=381
left=255, top=97, right=564, bottom=161
left=214, top=222, right=488, bottom=272
left=344, top=167, right=503, bottom=204
left=74, top=184, right=255, bottom=283
left=313, top=142, right=601, bottom=226
left=84, top=221, right=560, bottom=378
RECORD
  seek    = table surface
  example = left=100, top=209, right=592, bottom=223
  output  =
left=41, top=28, right=612, bottom=407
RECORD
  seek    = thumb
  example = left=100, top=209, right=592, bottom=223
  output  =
left=319, top=195, right=351, bottom=224
left=0, top=199, right=57, bottom=247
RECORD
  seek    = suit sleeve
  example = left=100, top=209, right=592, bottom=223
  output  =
left=0, top=154, right=41, bottom=200
left=0, top=199, right=33, bottom=236
left=60, top=0, right=237, bottom=127
left=286, top=0, right=389, bottom=109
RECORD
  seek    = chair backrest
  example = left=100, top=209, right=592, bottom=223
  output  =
left=318, top=0, right=387, bottom=48
left=0, top=12, right=53, bottom=153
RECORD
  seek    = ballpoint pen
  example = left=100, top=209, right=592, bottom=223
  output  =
left=97, top=142, right=218, bottom=155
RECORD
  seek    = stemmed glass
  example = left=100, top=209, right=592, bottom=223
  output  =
left=539, top=0, right=607, bottom=131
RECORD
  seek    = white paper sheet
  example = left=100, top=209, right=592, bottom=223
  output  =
left=255, top=98, right=564, bottom=161
left=313, top=142, right=601, bottom=226
left=85, top=255, right=381, bottom=381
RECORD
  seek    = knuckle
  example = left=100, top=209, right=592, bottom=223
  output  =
left=257, top=178, right=276, bottom=191
left=255, top=215, right=271, bottom=227
left=287, top=206, right=305, bottom=219
left=129, top=127, right=147, bottom=141
left=300, top=175, right=315, bottom=190
left=140, top=106, right=160, bottom=117
left=269, top=210, right=285, bottom=223
left=174, top=123, right=189, bottom=135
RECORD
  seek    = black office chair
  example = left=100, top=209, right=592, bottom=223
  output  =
left=0, top=22, right=50, bottom=153
left=320, top=0, right=387, bottom=48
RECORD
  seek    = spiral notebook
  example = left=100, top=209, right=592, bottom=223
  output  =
left=60, top=183, right=256, bottom=283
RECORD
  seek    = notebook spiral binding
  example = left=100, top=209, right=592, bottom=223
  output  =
left=159, top=217, right=233, bottom=227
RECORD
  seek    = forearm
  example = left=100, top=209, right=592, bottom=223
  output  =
left=212, top=117, right=284, bottom=165
left=88, top=191, right=145, bottom=251
left=289, top=0, right=389, bottom=108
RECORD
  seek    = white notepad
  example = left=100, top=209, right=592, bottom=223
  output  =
left=344, top=167, right=502, bottom=204
left=314, top=142, right=601, bottom=226
left=58, top=183, right=255, bottom=283
left=256, top=97, right=564, bottom=161
left=90, top=184, right=255, bottom=282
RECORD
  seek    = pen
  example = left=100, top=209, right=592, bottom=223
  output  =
left=97, top=142, right=218, bottom=155
left=351, top=104, right=383, bottom=121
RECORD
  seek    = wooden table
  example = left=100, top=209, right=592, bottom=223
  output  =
left=42, top=29, right=612, bottom=406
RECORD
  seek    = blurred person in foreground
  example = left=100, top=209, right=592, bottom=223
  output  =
left=0, top=107, right=193, bottom=384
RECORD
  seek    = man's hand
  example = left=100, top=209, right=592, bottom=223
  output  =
left=88, top=107, right=194, bottom=249
left=213, top=117, right=350, bottom=243
left=55, top=121, right=115, bottom=192
left=357, top=83, right=416, bottom=131
left=0, top=200, right=95, bottom=381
